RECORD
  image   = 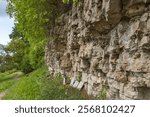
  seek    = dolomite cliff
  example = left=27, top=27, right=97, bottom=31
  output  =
left=45, top=0, right=150, bottom=99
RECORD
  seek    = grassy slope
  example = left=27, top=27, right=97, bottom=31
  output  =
left=0, top=70, right=24, bottom=92
left=1, top=66, right=92, bottom=100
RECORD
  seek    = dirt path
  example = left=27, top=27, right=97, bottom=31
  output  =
left=0, top=72, right=23, bottom=100
left=0, top=71, right=23, bottom=100
left=0, top=91, right=6, bottom=100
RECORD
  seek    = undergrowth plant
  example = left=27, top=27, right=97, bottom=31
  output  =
left=62, top=0, right=79, bottom=4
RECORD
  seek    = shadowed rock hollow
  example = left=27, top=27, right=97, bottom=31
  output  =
left=45, top=0, right=150, bottom=99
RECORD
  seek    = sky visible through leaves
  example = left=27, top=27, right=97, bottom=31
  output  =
left=0, top=0, right=14, bottom=45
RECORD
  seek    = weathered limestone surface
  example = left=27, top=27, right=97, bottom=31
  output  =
left=45, top=0, right=150, bottom=99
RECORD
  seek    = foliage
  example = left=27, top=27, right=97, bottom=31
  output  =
left=96, top=85, right=107, bottom=100
left=6, top=0, right=62, bottom=71
left=3, top=66, right=92, bottom=100
left=6, top=0, right=62, bottom=44
left=62, top=0, right=78, bottom=4
left=20, top=55, right=33, bottom=73
left=40, top=74, right=87, bottom=100
left=29, top=41, right=45, bottom=69
left=5, top=27, right=33, bottom=73
left=5, top=0, right=76, bottom=72
left=0, top=44, right=14, bottom=72
left=7, top=0, right=50, bottom=41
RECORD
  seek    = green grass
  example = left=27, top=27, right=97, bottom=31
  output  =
left=2, top=66, right=92, bottom=100
left=0, top=69, right=17, bottom=78
left=3, top=67, right=47, bottom=100
left=0, top=70, right=24, bottom=92
left=40, top=74, right=92, bottom=100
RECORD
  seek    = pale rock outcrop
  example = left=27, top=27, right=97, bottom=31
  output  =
left=45, top=0, right=150, bottom=99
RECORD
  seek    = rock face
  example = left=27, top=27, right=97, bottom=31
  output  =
left=45, top=0, right=150, bottom=99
